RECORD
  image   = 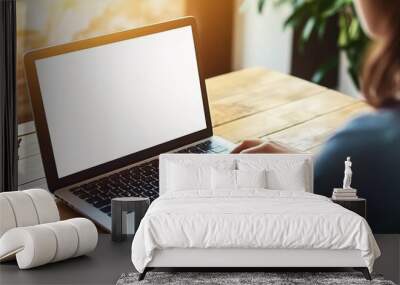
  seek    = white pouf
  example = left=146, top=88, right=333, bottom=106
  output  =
left=0, top=189, right=59, bottom=236
left=0, top=189, right=98, bottom=269
left=0, top=218, right=98, bottom=269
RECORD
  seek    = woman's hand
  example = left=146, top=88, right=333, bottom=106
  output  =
left=231, top=139, right=299, bottom=154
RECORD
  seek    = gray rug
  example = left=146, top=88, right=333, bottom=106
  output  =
left=116, top=272, right=396, bottom=285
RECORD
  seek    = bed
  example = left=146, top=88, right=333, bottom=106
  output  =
left=131, top=154, right=380, bottom=280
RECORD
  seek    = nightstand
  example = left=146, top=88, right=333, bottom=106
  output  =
left=331, top=198, right=366, bottom=219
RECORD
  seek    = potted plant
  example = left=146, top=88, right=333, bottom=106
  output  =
left=256, top=0, right=370, bottom=89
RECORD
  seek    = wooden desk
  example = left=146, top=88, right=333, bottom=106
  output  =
left=17, top=68, right=371, bottom=219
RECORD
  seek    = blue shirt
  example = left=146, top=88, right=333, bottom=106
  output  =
left=314, top=107, right=400, bottom=233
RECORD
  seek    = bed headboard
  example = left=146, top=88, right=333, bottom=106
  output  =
left=159, top=154, right=313, bottom=195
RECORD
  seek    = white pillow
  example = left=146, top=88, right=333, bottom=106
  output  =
left=236, top=169, right=267, bottom=189
left=167, top=163, right=211, bottom=191
left=211, top=169, right=268, bottom=190
left=267, top=163, right=307, bottom=191
left=238, top=159, right=308, bottom=191
left=211, top=168, right=236, bottom=190
left=165, top=159, right=235, bottom=192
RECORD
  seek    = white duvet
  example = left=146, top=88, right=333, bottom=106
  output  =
left=131, top=190, right=380, bottom=273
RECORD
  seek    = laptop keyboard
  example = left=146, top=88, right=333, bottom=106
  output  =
left=69, top=140, right=229, bottom=217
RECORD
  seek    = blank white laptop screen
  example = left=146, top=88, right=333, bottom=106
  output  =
left=35, top=26, right=207, bottom=178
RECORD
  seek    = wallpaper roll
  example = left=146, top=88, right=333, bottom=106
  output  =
left=0, top=189, right=59, bottom=237
left=0, top=225, right=58, bottom=268
left=0, top=218, right=98, bottom=269
left=1, top=191, right=39, bottom=227
left=67, top=218, right=98, bottom=257
left=42, top=221, right=79, bottom=262
left=24, top=189, right=60, bottom=223
left=0, top=196, right=17, bottom=237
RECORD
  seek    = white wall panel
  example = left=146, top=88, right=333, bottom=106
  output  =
left=232, top=0, right=293, bottom=74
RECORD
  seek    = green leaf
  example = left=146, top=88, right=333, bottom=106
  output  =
left=320, top=0, right=349, bottom=18
left=258, top=0, right=266, bottom=13
left=283, top=3, right=309, bottom=29
left=338, top=13, right=348, bottom=47
left=260, top=0, right=370, bottom=90
left=311, top=56, right=339, bottom=84
left=317, top=21, right=326, bottom=38
left=349, top=18, right=359, bottom=39
left=301, top=18, right=316, bottom=43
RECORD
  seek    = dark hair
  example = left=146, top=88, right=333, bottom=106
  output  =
left=362, top=7, right=400, bottom=108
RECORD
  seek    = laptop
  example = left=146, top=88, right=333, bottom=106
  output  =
left=24, top=17, right=234, bottom=232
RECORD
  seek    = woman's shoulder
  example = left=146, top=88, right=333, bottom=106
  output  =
left=315, top=108, right=400, bottom=181
left=336, top=108, right=400, bottom=138
left=318, top=108, right=400, bottom=157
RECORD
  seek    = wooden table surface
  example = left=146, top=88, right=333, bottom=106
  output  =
left=17, top=67, right=371, bottom=219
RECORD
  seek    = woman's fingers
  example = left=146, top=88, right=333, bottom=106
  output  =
left=240, top=141, right=300, bottom=154
left=230, top=139, right=264, bottom=153
left=231, top=139, right=300, bottom=154
left=239, top=143, right=273, bottom=153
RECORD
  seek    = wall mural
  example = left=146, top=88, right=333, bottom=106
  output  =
left=16, top=0, right=184, bottom=123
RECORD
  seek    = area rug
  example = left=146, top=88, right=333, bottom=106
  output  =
left=116, top=272, right=396, bottom=285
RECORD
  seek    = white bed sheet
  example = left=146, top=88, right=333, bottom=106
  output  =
left=131, top=190, right=380, bottom=273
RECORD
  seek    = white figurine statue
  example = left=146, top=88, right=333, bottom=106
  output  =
left=342, top=157, right=353, bottom=189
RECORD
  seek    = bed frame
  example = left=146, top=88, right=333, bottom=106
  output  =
left=138, top=154, right=372, bottom=281
left=139, top=248, right=371, bottom=280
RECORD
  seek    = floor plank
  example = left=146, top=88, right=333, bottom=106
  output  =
left=206, top=68, right=290, bottom=101
left=18, top=154, right=45, bottom=185
left=18, top=133, right=40, bottom=160
left=264, top=102, right=372, bottom=151
left=306, top=144, right=324, bottom=155
left=208, top=70, right=326, bottom=127
left=17, top=121, right=35, bottom=136
left=213, top=91, right=358, bottom=143
left=18, top=178, right=48, bottom=190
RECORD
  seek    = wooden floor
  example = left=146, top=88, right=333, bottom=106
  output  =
left=15, top=68, right=399, bottom=283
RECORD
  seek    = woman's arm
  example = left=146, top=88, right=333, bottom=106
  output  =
left=231, top=139, right=300, bottom=154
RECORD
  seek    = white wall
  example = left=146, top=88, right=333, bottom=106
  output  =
left=232, top=0, right=293, bottom=74
left=338, top=52, right=361, bottom=98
